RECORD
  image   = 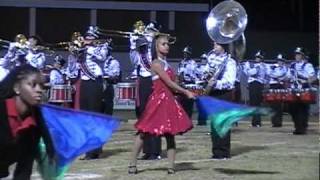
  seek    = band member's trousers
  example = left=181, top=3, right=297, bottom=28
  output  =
left=248, top=81, right=264, bottom=126
left=135, top=76, right=161, bottom=156
left=209, top=89, right=233, bottom=158
left=234, top=81, right=242, bottom=103
left=268, top=84, right=284, bottom=127
left=80, top=78, right=104, bottom=158
left=104, top=84, right=115, bottom=115
left=178, top=95, right=194, bottom=118
left=288, top=102, right=310, bottom=134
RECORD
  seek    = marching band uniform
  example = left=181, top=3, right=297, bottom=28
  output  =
left=0, top=65, right=9, bottom=82
left=129, top=21, right=157, bottom=79
left=0, top=41, right=28, bottom=81
left=132, top=36, right=162, bottom=160
left=103, top=50, right=120, bottom=116
left=234, top=62, right=244, bottom=104
left=49, top=56, right=66, bottom=86
left=65, top=53, right=80, bottom=80
left=2, top=42, right=27, bottom=67
left=243, top=51, right=267, bottom=127
left=25, top=36, right=47, bottom=70
left=64, top=48, right=83, bottom=110
left=206, top=43, right=236, bottom=159
left=266, top=54, right=288, bottom=127
left=79, top=28, right=109, bottom=159
left=177, top=46, right=197, bottom=118
left=288, top=47, right=315, bottom=135
left=25, top=50, right=46, bottom=70
left=194, top=62, right=208, bottom=125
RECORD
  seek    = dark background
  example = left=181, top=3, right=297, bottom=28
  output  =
left=0, top=0, right=318, bottom=65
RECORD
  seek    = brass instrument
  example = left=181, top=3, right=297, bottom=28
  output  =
left=204, top=0, right=248, bottom=94
left=0, top=38, right=11, bottom=44
left=15, top=34, right=28, bottom=46
left=93, top=23, right=177, bottom=44
left=32, top=45, right=55, bottom=56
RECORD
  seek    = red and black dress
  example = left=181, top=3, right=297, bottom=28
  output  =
left=0, top=98, right=40, bottom=179
left=135, top=60, right=193, bottom=136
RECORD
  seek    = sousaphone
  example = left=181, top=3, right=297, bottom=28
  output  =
left=206, top=0, right=248, bottom=59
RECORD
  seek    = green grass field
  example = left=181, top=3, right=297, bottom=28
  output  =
left=65, top=113, right=319, bottom=180
left=5, top=113, right=319, bottom=180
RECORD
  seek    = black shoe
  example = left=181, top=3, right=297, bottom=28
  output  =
left=211, top=155, right=230, bottom=160
left=272, top=124, right=282, bottom=128
left=80, top=154, right=99, bottom=160
left=148, top=154, right=162, bottom=160
left=138, top=154, right=150, bottom=160
left=251, top=124, right=261, bottom=128
left=293, top=130, right=306, bottom=135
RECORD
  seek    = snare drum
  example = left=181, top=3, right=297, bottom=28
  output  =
left=263, top=89, right=276, bottom=103
left=297, top=88, right=317, bottom=104
left=49, top=85, right=73, bottom=103
left=184, top=84, right=204, bottom=96
left=282, top=89, right=297, bottom=102
left=116, top=82, right=136, bottom=100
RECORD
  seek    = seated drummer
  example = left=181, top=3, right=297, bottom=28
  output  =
left=177, top=46, right=197, bottom=118
left=266, top=54, right=289, bottom=127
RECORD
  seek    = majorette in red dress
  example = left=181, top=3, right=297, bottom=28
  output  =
left=135, top=60, right=193, bottom=136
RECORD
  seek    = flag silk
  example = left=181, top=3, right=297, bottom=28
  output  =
left=39, top=104, right=120, bottom=167
left=196, top=96, right=269, bottom=137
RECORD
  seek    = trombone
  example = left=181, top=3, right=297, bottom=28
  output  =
left=94, top=26, right=177, bottom=44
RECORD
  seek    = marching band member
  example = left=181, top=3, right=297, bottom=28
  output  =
left=46, top=55, right=68, bottom=106
left=0, top=66, right=9, bottom=82
left=134, top=36, right=162, bottom=160
left=79, top=27, right=109, bottom=160
left=195, top=59, right=208, bottom=125
left=64, top=32, right=84, bottom=80
left=129, top=21, right=159, bottom=79
left=243, top=50, right=267, bottom=127
left=103, top=42, right=120, bottom=116
left=129, top=20, right=146, bottom=78
left=1, top=34, right=29, bottom=70
left=266, top=54, right=289, bottom=127
left=0, top=34, right=30, bottom=81
left=234, top=61, right=245, bottom=104
left=49, top=55, right=66, bottom=86
left=25, top=36, right=46, bottom=70
left=288, top=47, right=315, bottom=135
left=177, top=46, right=197, bottom=118
left=205, top=42, right=236, bottom=159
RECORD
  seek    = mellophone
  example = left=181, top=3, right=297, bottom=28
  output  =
left=263, top=88, right=318, bottom=104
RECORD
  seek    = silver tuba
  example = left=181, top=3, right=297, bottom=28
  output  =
left=206, top=0, right=248, bottom=60
left=204, top=0, right=248, bottom=94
